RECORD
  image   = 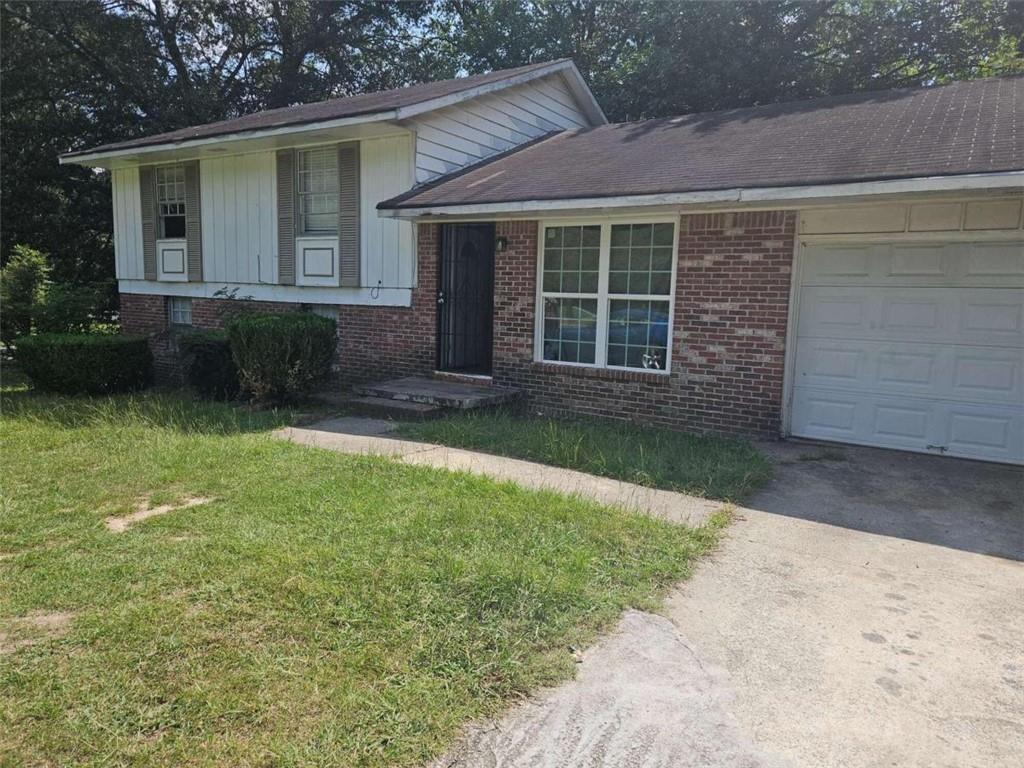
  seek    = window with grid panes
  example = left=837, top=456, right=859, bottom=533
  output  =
left=156, top=165, right=186, bottom=239
left=297, top=147, right=339, bottom=234
left=538, top=221, right=675, bottom=371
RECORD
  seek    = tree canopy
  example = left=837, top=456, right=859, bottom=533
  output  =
left=2, top=0, right=1021, bottom=284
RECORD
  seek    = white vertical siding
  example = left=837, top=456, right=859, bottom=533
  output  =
left=409, top=73, right=590, bottom=183
left=361, top=134, right=415, bottom=288
left=111, top=167, right=144, bottom=280
left=199, top=151, right=277, bottom=284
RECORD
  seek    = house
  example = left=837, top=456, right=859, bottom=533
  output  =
left=59, top=61, right=1024, bottom=464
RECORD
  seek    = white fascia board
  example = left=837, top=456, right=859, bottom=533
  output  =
left=393, top=60, right=587, bottom=121
left=119, top=280, right=412, bottom=307
left=59, top=110, right=400, bottom=167
left=377, top=171, right=1024, bottom=219
left=560, top=62, right=608, bottom=125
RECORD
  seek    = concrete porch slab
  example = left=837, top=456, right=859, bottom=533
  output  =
left=353, top=376, right=520, bottom=409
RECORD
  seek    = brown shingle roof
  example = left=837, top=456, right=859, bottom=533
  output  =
left=381, top=75, right=1024, bottom=210
left=63, top=60, right=571, bottom=159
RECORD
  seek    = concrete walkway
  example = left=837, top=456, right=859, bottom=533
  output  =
left=274, top=417, right=1024, bottom=767
left=275, top=416, right=721, bottom=526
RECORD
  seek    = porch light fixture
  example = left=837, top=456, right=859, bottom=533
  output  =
left=495, top=235, right=508, bottom=253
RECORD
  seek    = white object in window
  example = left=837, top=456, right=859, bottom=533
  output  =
left=297, top=147, right=339, bottom=234
left=168, top=296, right=192, bottom=326
left=537, top=221, right=676, bottom=372
left=156, top=165, right=186, bottom=239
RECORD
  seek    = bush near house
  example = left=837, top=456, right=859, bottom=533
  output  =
left=226, top=312, right=334, bottom=402
left=180, top=330, right=239, bottom=400
left=13, top=333, right=151, bottom=394
left=34, top=280, right=117, bottom=334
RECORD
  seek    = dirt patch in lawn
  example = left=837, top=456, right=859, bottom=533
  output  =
left=105, top=496, right=214, bottom=533
left=0, top=611, right=75, bottom=655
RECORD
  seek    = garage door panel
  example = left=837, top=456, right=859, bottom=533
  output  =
left=959, top=297, right=1022, bottom=339
left=791, top=388, right=942, bottom=450
left=795, top=340, right=1022, bottom=404
left=793, top=238, right=1024, bottom=463
left=965, top=241, right=1024, bottom=280
left=801, top=241, right=1024, bottom=287
left=798, top=286, right=1024, bottom=346
left=792, top=387, right=1023, bottom=462
left=944, top=405, right=1022, bottom=462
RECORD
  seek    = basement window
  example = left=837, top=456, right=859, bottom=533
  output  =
left=168, top=296, right=192, bottom=326
left=537, top=220, right=676, bottom=373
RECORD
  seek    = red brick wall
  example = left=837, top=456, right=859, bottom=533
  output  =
left=118, top=293, right=299, bottom=385
left=334, top=223, right=438, bottom=384
left=119, top=212, right=796, bottom=436
left=489, top=212, right=796, bottom=437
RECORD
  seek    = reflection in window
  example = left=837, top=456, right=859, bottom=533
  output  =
left=542, top=225, right=601, bottom=293
left=607, top=299, right=669, bottom=369
left=537, top=221, right=677, bottom=372
left=542, top=297, right=597, bottom=364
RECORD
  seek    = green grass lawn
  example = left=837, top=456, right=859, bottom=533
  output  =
left=398, top=409, right=772, bottom=502
left=0, top=391, right=721, bottom=767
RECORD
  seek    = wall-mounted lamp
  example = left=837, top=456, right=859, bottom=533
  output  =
left=495, top=235, right=509, bottom=253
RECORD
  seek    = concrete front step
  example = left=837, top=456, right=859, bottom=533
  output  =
left=348, top=396, right=444, bottom=421
left=353, top=376, right=519, bottom=410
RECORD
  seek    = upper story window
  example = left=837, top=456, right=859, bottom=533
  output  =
left=297, top=146, right=339, bottom=234
left=538, top=220, right=676, bottom=373
left=156, top=165, right=186, bottom=239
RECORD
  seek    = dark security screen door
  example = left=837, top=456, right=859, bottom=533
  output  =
left=437, top=223, right=495, bottom=374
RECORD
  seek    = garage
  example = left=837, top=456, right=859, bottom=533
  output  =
left=788, top=202, right=1024, bottom=464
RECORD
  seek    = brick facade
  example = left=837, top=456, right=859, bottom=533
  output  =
left=119, top=211, right=796, bottom=437
left=118, top=293, right=299, bottom=385
left=489, top=212, right=796, bottom=437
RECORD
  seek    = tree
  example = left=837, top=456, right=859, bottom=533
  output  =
left=1, top=0, right=1021, bottom=289
left=0, top=0, right=436, bottom=283
left=436, top=1, right=1024, bottom=121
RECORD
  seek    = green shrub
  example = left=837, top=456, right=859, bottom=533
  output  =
left=1, top=245, right=50, bottom=344
left=14, top=333, right=151, bottom=395
left=226, top=312, right=334, bottom=402
left=35, top=282, right=105, bottom=334
left=180, top=330, right=239, bottom=401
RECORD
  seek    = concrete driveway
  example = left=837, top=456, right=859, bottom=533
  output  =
left=437, top=443, right=1024, bottom=768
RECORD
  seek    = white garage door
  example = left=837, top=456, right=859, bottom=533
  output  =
left=790, top=238, right=1024, bottom=464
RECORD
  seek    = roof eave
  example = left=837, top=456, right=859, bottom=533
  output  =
left=377, top=171, right=1024, bottom=219
left=60, top=58, right=607, bottom=167
left=58, top=109, right=400, bottom=167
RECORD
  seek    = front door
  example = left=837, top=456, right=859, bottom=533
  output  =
left=437, top=223, right=495, bottom=374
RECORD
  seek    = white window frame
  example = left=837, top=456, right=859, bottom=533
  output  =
left=534, top=217, right=679, bottom=374
left=155, top=164, right=186, bottom=240
left=168, top=296, right=192, bottom=326
left=296, top=145, right=339, bottom=235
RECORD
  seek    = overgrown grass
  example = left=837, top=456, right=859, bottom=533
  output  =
left=398, top=408, right=772, bottom=502
left=0, top=391, right=721, bottom=767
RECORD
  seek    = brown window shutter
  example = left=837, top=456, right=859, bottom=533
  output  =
left=338, top=142, right=360, bottom=288
left=184, top=161, right=203, bottom=281
left=138, top=166, right=157, bottom=280
left=276, top=148, right=296, bottom=285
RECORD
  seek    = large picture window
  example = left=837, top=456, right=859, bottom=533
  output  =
left=297, top=146, right=339, bottom=234
left=156, top=165, right=186, bottom=239
left=537, top=221, right=676, bottom=372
